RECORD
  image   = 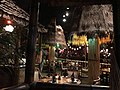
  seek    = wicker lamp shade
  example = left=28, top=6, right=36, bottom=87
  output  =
left=79, top=5, right=113, bottom=38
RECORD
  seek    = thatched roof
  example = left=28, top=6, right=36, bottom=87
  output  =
left=0, top=0, right=47, bottom=33
left=79, top=5, right=113, bottom=33
left=38, top=24, right=48, bottom=33
left=55, top=25, right=67, bottom=48
left=45, top=25, right=67, bottom=48
left=0, top=0, right=29, bottom=26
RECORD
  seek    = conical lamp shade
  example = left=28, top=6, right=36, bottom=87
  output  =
left=46, top=18, right=67, bottom=48
left=55, top=25, right=67, bottom=48
left=79, top=5, right=113, bottom=32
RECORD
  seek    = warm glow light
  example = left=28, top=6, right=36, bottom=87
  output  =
left=63, top=15, right=65, bottom=17
left=99, top=34, right=111, bottom=44
left=77, top=48, right=79, bottom=50
left=67, top=7, right=69, bottom=10
left=66, top=12, right=69, bottom=16
left=72, top=33, right=88, bottom=46
left=63, top=19, right=66, bottom=22
left=106, top=49, right=108, bottom=53
left=100, top=50, right=104, bottom=53
left=72, top=33, right=111, bottom=46
left=6, top=20, right=12, bottom=24
left=67, top=43, right=70, bottom=46
left=74, top=48, right=76, bottom=51
left=87, top=46, right=88, bottom=53
left=58, top=31, right=62, bottom=35
left=3, top=25, right=14, bottom=32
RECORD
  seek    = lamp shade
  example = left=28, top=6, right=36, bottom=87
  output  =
left=55, top=25, right=67, bottom=48
left=79, top=5, right=113, bottom=33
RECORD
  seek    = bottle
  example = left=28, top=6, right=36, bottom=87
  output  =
left=52, top=74, right=56, bottom=83
left=71, top=72, right=75, bottom=83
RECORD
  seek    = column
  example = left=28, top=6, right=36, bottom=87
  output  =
left=25, top=0, right=39, bottom=83
left=110, top=1, right=120, bottom=90
left=88, top=35, right=100, bottom=84
left=48, top=17, right=56, bottom=74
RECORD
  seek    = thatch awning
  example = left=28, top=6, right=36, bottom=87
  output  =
left=38, top=24, right=48, bottom=33
left=0, top=0, right=29, bottom=26
left=45, top=25, right=67, bottom=48
left=24, top=23, right=48, bottom=33
left=0, top=0, right=47, bottom=33
left=55, top=25, right=67, bottom=48
left=79, top=5, right=113, bottom=33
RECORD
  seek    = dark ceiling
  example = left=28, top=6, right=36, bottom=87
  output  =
left=14, top=0, right=112, bottom=39
left=40, top=0, right=112, bottom=37
left=41, top=0, right=111, bottom=6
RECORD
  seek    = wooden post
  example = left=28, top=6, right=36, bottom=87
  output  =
left=48, top=17, right=56, bottom=74
left=14, top=27, right=21, bottom=84
left=48, top=46, right=55, bottom=62
left=112, top=0, right=120, bottom=70
left=110, top=1, right=120, bottom=90
left=88, top=35, right=100, bottom=84
left=25, top=0, right=39, bottom=83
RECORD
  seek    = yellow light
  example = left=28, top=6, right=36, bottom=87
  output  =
left=100, top=34, right=111, bottom=44
left=72, top=33, right=88, bottom=46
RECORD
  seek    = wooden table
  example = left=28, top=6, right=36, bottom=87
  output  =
left=39, top=76, right=81, bottom=85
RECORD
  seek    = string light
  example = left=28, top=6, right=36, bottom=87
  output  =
left=74, top=48, right=76, bottom=51
left=67, top=43, right=70, bottom=46
left=79, top=47, right=81, bottom=49
left=67, top=7, right=69, bottom=10
left=77, top=48, right=79, bottom=50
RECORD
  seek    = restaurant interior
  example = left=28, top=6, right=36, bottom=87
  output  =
left=0, top=0, right=117, bottom=89
left=34, top=4, right=113, bottom=86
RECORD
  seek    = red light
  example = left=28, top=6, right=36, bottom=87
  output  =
left=6, top=20, right=12, bottom=24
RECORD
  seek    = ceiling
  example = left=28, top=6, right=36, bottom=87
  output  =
left=14, top=0, right=112, bottom=40
left=41, top=0, right=111, bottom=6
left=40, top=0, right=112, bottom=37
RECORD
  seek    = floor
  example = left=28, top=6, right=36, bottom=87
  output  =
left=34, top=67, right=89, bottom=84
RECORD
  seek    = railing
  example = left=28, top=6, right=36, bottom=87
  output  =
left=1, top=84, right=30, bottom=90
left=57, top=58, right=110, bottom=70
left=30, top=82, right=110, bottom=90
left=2, top=82, right=109, bottom=90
